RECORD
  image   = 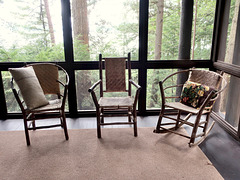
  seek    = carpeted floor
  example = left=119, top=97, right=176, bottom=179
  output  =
left=0, top=127, right=223, bottom=180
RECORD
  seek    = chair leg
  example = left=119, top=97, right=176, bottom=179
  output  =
left=23, top=117, right=30, bottom=146
left=154, top=107, right=165, bottom=133
left=61, top=111, right=69, bottom=141
left=100, top=108, right=104, bottom=123
left=133, top=111, right=138, bottom=137
left=128, top=107, right=131, bottom=122
left=32, top=120, right=36, bottom=130
left=189, top=113, right=202, bottom=145
left=133, top=118, right=138, bottom=137
left=31, top=113, right=36, bottom=130
left=203, top=113, right=211, bottom=135
left=175, top=110, right=181, bottom=130
left=97, top=108, right=101, bottom=138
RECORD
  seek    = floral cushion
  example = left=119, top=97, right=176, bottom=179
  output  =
left=180, top=81, right=215, bottom=108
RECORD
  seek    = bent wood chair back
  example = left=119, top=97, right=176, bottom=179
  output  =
left=89, top=53, right=141, bottom=138
left=10, top=63, right=69, bottom=145
left=99, top=53, right=132, bottom=96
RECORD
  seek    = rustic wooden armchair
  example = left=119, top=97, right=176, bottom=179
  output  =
left=88, top=53, right=141, bottom=138
left=153, top=68, right=227, bottom=146
left=9, top=63, right=69, bottom=146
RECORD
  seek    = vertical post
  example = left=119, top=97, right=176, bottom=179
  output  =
left=211, top=0, right=231, bottom=63
left=138, top=0, right=149, bottom=115
left=128, top=52, right=131, bottom=96
left=212, top=0, right=231, bottom=112
left=0, top=72, right=7, bottom=120
left=176, top=0, right=193, bottom=97
left=238, top=116, right=240, bottom=138
left=99, top=54, right=103, bottom=97
left=61, top=0, right=78, bottom=117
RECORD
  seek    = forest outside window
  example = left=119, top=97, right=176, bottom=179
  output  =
left=148, top=0, right=216, bottom=61
left=0, top=0, right=64, bottom=62
left=71, top=0, right=139, bottom=61
left=2, top=71, right=21, bottom=113
left=147, top=69, right=177, bottom=109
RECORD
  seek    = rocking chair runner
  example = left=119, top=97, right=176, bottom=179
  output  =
left=9, top=63, right=69, bottom=145
left=153, top=68, right=227, bottom=147
left=88, top=53, right=141, bottom=138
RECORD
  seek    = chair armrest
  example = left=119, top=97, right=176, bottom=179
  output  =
left=88, top=80, right=101, bottom=93
left=88, top=80, right=102, bottom=108
left=129, top=79, right=141, bottom=90
left=198, top=90, right=216, bottom=113
left=57, top=79, right=66, bottom=87
left=129, top=80, right=141, bottom=112
left=10, top=78, right=26, bottom=112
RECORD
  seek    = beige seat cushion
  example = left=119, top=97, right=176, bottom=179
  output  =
left=165, top=102, right=208, bottom=114
left=31, top=99, right=62, bottom=112
left=9, top=66, right=49, bottom=110
left=99, top=97, right=134, bottom=108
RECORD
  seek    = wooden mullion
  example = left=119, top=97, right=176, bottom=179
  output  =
left=0, top=72, right=7, bottom=120
left=238, top=116, right=240, bottom=138
left=214, top=61, right=240, bottom=78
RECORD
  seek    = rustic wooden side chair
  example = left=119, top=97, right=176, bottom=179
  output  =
left=88, top=53, right=141, bottom=138
left=153, top=68, right=227, bottom=146
left=9, top=63, right=69, bottom=146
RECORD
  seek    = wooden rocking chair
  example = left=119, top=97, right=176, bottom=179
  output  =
left=9, top=63, right=69, bottom=145
left=153, top=68, right=227, bottom=147
left=88, top=53, right=141, bottom=138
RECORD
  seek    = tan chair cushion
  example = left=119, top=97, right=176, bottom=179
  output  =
left=165, top=102, right=208, bottom=114
left=9, top=66, right=49, bottom=110
left=99, top=97, right=134, bottom=108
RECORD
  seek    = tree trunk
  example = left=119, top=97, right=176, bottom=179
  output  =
left=72, top=0, right=92, bottom=110
left=191, top=0, right=197, bottom=59
left=154, top=0, right=164, bottom=60
left=44, top=0, right=55, bottom=45
left=150, top=0, right=164, bottom=108
left=72, top=0, right=89, bottom=46
left=40, top=0, right=48, bottom=47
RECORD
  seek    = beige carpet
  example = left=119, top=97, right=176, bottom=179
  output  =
left=0, top=127, right=223, bottom=180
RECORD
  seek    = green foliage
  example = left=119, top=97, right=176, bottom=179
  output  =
left=191, top=0, right=216, bottom=59
left=73, top=38, right=90, bottom=61
left=0, top=0, right=226, bottom=111
left=147, top=69, right=177, bottom=109
left=0, top=42, right=64, bottom=62
left=148, top=0, right=181, bottom=60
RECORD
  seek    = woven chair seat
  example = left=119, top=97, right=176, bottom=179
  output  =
left=31, top=99, right=62, bottom=112
left=165, top=102, right=208, bottom=114
left=99, top=97, right=134, bottom=108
